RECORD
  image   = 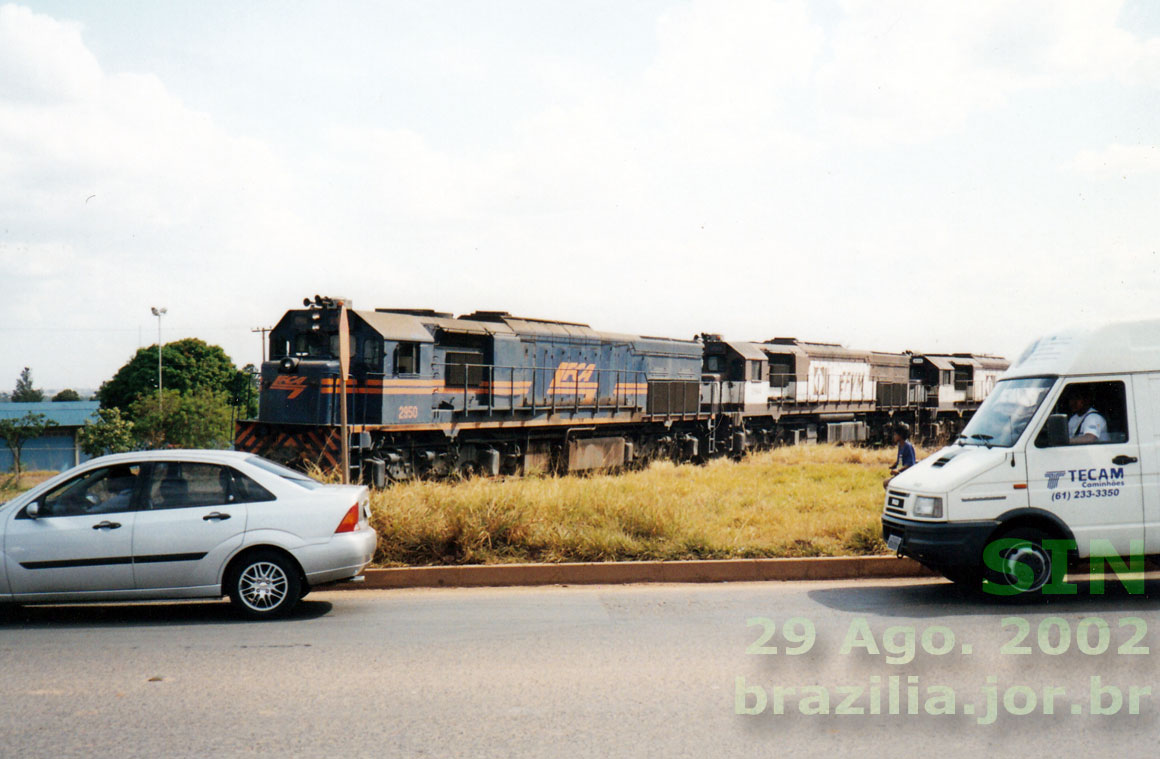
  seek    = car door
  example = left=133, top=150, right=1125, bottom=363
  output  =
left=131, top=461, right=249, bottom=591
left=4, top=464, right=141, bottom=596
left=1024, top=377, right=1144, bottom=556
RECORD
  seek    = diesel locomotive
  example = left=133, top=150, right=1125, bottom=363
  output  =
left=234, top=297, right=1008, bottom=485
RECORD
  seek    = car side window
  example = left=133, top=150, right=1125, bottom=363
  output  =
left=1035, top=380, right=1129, bottom=447
left=228, top=468, right=276, bottom=503
left=37, top=465, right=142, bottom=518
left=146, top=462, right=230, bottom=510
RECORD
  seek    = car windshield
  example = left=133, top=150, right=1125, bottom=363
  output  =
left=246, top=456, right=324, bottom=490
left=958, top=377, right=1056, bottom=448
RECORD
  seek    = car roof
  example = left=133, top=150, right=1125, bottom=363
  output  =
left=85, top=449, right=256, bottom=467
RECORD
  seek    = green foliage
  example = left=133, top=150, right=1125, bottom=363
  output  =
left=0, top=412, right=57, bottom=480
left=128, top=388, right=234, bottom=450
left=12, top=367, right=44, bottom=402
left=228, top=364, right=260, bottom=419
left=77, top=407, right=136, bottom=457
left=52, top=388, right=82, bottom=402
left=97, top=338, right=247, bottom=413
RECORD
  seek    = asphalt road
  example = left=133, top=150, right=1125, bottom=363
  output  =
left=2, top=577, right=1159, bottom=758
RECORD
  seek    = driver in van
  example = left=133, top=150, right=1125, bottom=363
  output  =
left=1067, top=388, right=1109, bottom=444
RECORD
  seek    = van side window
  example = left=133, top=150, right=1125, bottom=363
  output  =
left=1035, top=380, right=1128, bottom=447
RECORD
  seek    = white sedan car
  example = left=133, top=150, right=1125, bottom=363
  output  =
left=0, top=450, right=376, bottom=618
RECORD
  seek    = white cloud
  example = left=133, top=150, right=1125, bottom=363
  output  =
left=2, top=0, right=1159, bottom=389
left=1068, top=143, right=1160, bottom=176
left=0, top=4, right=100, bottom=103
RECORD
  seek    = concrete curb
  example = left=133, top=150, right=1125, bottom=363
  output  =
left=331, top=555, right=936, bottom=590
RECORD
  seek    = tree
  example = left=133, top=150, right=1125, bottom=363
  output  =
left=0, top=412, right=56, bottom=484
left=52, top=388, right=82, bottom=402
left=129, top=388, right=234, bottom=450
left=12, top=367, right=44, bottom=402
left=97, top=338, right=244, bottom=413
left=77, top=408, right=136, bottom=458
left=229, top=365, right=260, bottom=419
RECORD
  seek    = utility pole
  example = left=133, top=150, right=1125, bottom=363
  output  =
left=251, top=326, right=273, bottom=363
left=337, top=303, right=351, bottom=484
left=151, top=306, right=167, bottom=417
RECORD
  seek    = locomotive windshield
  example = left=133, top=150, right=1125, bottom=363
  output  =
left=957, top=376, right=1055, bottom=447
left=292, top=331, right=339, bottom=358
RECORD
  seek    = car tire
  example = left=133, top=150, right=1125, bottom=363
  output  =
left=227, top=550, right=302, bottom=619
left=981, top=527, right=1057, bottom=599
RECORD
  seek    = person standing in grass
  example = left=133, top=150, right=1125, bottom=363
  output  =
left=883, top=423, right=917, bottom=489
left=890, top=423, right=916, bottom=478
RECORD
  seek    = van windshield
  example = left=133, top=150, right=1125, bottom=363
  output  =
left=958, top=377, right=1055, bottom=448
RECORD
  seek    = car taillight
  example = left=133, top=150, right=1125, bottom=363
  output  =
left=335, top=504, right=360, bottom=533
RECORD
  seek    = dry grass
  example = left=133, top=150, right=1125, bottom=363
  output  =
left=0, top=470, right=58, bottom=497
left=369, top=444, right=929, bottom=566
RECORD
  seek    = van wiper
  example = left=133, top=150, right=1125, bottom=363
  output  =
left=970, top=433, right=994, bottom=449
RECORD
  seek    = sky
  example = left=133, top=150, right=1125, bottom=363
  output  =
left=1, top=0, right=1159, bottom=391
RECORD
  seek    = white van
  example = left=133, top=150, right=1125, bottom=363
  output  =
left=882, top=319, right=1159, bottom=595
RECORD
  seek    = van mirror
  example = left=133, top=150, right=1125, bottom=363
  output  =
left=1046, top=414, right=1069, bottom=447
left=25, top=501, right=39, bottom=519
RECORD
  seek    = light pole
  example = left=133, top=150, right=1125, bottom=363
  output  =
left=151, top=306, right=167, bottom=416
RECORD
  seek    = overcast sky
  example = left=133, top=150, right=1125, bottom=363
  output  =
left=2, top=1, right=1159, bottom=391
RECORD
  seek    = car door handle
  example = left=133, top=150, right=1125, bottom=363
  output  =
left=92, top=521, right=121, bottom=530
left=203, top=512, right=231, bottom=521
left=1113, top=455, right=1138, bottom=465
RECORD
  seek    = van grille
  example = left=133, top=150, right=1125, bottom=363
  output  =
left=885, top=491, right=907, bottom=517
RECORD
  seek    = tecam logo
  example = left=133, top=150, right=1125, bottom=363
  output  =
left=270, top=375, right=309, bottom=399
left=549, top=362, right=597, bottom=400
left=1045, top=467, right=1126, bottom=489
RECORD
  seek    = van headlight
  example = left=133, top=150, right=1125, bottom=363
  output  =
left=913, top=496, right=943, bottom=518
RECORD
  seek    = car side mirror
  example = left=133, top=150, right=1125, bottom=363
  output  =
left=26, top=501, right=40, bottom=519
left=1046, top=414, right=1069, bottom=447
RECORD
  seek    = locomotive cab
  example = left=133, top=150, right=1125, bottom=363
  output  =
left=263, top=307, right=345, bottom=425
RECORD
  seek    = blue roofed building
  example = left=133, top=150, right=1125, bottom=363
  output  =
left=0, top=401, right=101, bottom=473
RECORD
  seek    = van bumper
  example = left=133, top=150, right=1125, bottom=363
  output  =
left=882, top=515, right=999, bottom=577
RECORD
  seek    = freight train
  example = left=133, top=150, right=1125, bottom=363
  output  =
left=234, top=297, right=1008, bottom=485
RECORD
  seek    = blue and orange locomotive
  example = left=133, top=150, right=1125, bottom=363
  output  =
left=235, top=296, right=1007, bottom=484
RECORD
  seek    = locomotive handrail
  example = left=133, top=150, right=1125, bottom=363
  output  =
left=428, top=361, right=653, bottom=414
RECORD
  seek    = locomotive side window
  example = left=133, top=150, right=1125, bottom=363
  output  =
left=362, top=338, right=384, bottom=368
left=768, top=356, right=793, bottom=389
left=445, top=349, right=485, bottom=387
left=953, top=365, right=971, bottom=391
left=394, top=342, right=420, bottom=375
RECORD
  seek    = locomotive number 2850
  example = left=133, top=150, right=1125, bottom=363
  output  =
left=397, top=405, right=419, bottom=420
